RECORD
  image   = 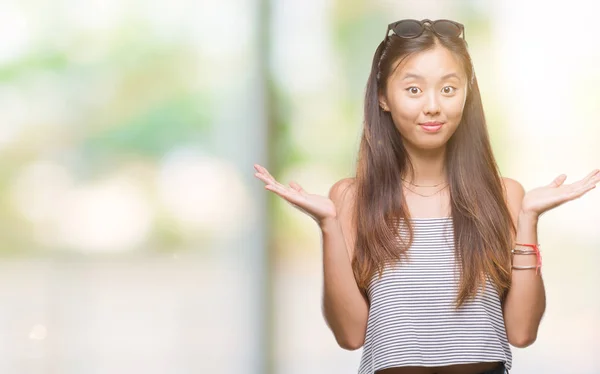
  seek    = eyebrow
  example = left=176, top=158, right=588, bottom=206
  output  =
left=401, top=72, right=461, bottom=81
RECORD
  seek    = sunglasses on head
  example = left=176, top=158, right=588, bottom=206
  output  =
left=384, top=19, right=465, bottom=42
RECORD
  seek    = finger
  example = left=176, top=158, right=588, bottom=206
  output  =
left=254, top=166, right=287, bottom=190
left=255, top=172, right=283, bottom=189
left=265, top=183, right=290, bottom=197
left=560, top=170, right=600, bottom=200
left=253, top=164, right=273, bottom=181
left=550, top=174, right=567, bottom=187
left=581, top=169, right=600, bottom=184
left=568, top=183, right=597, bottom=200
left=253, top=164, right=267, bottom=177
left=587, top=170, right=600, bottom=186
left=256, top=164, right=277, bottom=182
left=576, top=169, right=600, bottom=190
left=254, top=172, right=273, bottom=186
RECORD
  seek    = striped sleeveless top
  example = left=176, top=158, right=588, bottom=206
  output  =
left=357, top=217, right=512, bottom=373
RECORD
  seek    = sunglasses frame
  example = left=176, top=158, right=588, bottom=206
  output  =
left=384, top=19, right=465, bottom=43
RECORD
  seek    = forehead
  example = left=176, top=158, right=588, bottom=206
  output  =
left=391, top=44, right=466, bottom=81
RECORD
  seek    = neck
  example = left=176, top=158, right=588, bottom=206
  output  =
left=402, top=144, right=448, bottom=185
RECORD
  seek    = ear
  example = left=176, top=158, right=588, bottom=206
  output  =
left=378, top=93, right=390, bottom=112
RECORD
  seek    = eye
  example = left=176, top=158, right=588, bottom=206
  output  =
left=406, top=86, right=421, bottom=95
left=442, top=86, right=457, bottom=94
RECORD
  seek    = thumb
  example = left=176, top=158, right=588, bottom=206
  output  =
left=289, top=181, right=307, bottom=196
left=550, top=174, right=567, bottom=187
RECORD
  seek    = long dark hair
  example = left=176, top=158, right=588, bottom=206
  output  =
left=351, top=26, right=515, bottom=308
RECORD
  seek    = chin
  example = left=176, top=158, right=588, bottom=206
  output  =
left=422, top=144, right=448, bottom=151
left=415, top=139, right=450, bottom=150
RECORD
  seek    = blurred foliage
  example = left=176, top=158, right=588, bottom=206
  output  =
left=0, top=10, right=214, bottom=255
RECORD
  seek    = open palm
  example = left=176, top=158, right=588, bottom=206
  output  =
left=253, top=164, right=337, bottom=224
left=522, top=169, right=600, bottom=216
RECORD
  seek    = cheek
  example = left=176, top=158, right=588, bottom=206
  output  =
left=390, top=95, right=421, bottom=119
left=441, top=97, right=466, bottom=120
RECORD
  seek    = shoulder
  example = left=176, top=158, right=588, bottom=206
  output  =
left=501, top=177, right=525, bottom=202
left=500, top=177, right=525, bottom=221
left=328, top=177, right=358, bottom=257
left=328, top=177, right=356, bottom=210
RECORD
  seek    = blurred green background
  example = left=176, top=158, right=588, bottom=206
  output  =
left=0, top=0, right=598, bottom=373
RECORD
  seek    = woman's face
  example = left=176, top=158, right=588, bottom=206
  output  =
left=379, top=43, right=468, bottom=152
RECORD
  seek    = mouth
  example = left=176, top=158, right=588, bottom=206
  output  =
left=419, top=121, right=445, bottom=132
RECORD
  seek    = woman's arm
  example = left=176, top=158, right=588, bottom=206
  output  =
left=501, top=170, right=600, bottom=347
left=501, top=177, right=546, bottom=347
left=321, top=178, right=369, bottom=350
left=253, top=165, right=369, bottom=350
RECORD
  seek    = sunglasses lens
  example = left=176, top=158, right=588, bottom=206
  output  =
left=433, top=20, right=462, bottom=37
left=393, top=20, right=423, bottom=37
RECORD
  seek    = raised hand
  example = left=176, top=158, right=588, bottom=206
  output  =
left=521, top=169, right=600, bottom=217
left=253, top=164, right=337, bottom=224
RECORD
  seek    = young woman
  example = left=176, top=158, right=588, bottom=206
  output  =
left=253, top=19, right=600, bottom=374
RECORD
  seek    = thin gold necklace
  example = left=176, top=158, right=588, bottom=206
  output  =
left=403, top=183, right=449, bottom=197
left=401, top=178, right=446, bottom=188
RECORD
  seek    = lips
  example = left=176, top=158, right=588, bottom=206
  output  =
left=419, top=121, right=445, bottom=126
left=419, top=121, right=445, bottom=133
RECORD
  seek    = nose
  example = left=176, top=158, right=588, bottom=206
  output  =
left=423, top=90, right=441, bottom=116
